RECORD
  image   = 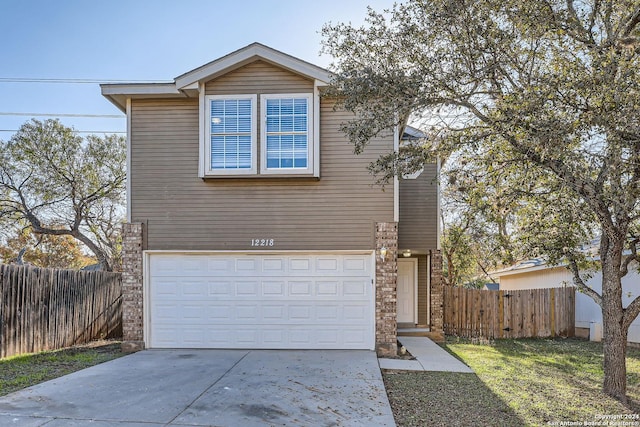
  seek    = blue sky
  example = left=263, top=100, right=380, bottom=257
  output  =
left=0, top=0, right=394, bottom=139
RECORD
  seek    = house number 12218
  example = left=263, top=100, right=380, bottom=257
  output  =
left=251, top=239, right=274, bottom=247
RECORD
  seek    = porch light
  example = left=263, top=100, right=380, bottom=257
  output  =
left=402, top=249, right=412, bottom=258
left=380, top=246, right=388, bottom=261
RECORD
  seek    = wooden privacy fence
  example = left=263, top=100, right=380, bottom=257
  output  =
left=444, top=287, right=575, bottom=339
left=0, top=264, right=122, bottom=359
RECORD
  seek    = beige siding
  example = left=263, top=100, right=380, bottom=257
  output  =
left=399, top=163, right=439, bottom=251
left=498, top=267, right=573, bottom=290
left=205, top=60, right=314, bottom=95
left=130, top=95, right=394, bottom=250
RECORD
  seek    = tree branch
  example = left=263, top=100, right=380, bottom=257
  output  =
left=567, top=256, right=603, bottom=307
left=621, top=237, right=639, bottom=277
left=623, top=295, right=640, bottom=331
left=621, top=5, right=640, bottom=37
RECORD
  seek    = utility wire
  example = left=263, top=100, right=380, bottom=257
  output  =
left=0, top=77, right=165, bottom=84
left=0, top=112, right=124, bottom=118
left=0, top=129, right=125, bottom=134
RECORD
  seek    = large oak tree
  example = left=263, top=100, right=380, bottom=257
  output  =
left=323, top=0, right=640, bottom=401
left=0, top=119, right=125, bottom=271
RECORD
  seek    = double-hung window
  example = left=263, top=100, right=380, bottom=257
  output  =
left=261, top=93, right=313, bottom=174
left=205, top=94, right=257, bottom=175
left=201, top=93, right=315, bottom=177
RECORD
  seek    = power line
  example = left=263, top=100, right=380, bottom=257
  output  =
left=0, top=112, right=124, bottom=118
left=0, top=129, right=125, bottom=134
left=0, top=77, right=165, bottom=84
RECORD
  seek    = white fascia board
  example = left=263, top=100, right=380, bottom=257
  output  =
left=313, top=81, right=321, bottom=178
left=100, top=83, right=179, bottom=96
left=175, top=43, right=332, bottom=89
left=126, top=98, right=132, bottom=222
left=101, top=83, right=185, bottom=111
left=198, top=82, right=205, bottom=178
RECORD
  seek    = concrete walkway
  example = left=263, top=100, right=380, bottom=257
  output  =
left=378, top=336, right=473, bottom=373
left=0, top=349, right=396, bottom=426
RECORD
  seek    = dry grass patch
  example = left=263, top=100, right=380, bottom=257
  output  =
left=0, top=340, right=124, bottom=397
left=383, top=370, right=525, bottom=426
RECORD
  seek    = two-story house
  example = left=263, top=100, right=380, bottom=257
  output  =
left=102, top=43, right=442, bottom=356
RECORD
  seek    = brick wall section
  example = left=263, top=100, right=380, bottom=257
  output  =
left=430, top=249, right=444, bottom=334
left=121, top=223, right=145, bottom=352
left=375, top=222, right=398, bottom=357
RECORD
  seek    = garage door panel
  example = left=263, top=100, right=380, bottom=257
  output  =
left=344, top=257, right=368, bottom=272
left=263, top=281, right=285, bottom=296
left=263, top=305, right=285, bottom=319
left=152, top=300, right=372, bottom=324
left=290, top=258, right=311, bottom=271
left=207, top=328, right=232, bottom=345
left=183, top=280, right=207, bottom=297
left=208, top=281, right=232, bottom=295
left=155, top=302, right=372, bottom=326
left=207, top=258, right=233, bottom=272
left=152, top=304, right=371, bottom=328
left=316, top=258, right=339, bottom=272
left=148, top=253, right=374, bottom=349
left=343, top=280, right=368, bottom=296
left=207, top=305, right=231, bottom=319
left=344, top=304, right=367, bottom=321
left=236, top=258, right=258, bottom=272
left=153, top=303, right=179, bottom=321
left=154, top=278, right=180, bottom=298
left=263, top=330, right=285, bottom=344
left=152, top=325, right=372, bottom=349
left=235, top=281, right=259, bottom=296
left=316, top=281, right=339, bottom=296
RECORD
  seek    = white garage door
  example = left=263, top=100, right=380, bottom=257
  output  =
left=147, top=253, right=375, bottom=349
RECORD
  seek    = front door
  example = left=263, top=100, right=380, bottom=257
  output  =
left=397, top=259, right=417, bottom=324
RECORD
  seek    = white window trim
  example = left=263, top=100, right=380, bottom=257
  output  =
left=203, top=94, right=257, bottom=176
left=260, top=93, right=314, bottom=175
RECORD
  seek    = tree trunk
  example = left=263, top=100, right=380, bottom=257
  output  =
left=73, top=231, right=112, bottom=271
left=601, top=235, right=627, bottom=402
left=602, top=303, right=628, bottom=403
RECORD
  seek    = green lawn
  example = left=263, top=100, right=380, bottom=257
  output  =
left=445, top=338, right=640, bottom=425
left=0, top=341, right=123, bottom=397
left=384, top=338, right=640, bottom=427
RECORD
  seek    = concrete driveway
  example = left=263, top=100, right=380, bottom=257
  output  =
left=0, top=349, right=395, bottom=426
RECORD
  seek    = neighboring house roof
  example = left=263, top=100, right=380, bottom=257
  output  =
left=101, top=42, right=333, bottom=112
left=491, top=238, right=622, bottom=278
left=483, top=283, right=500, bottom=291
left=491, top=258, right=550, bottom=277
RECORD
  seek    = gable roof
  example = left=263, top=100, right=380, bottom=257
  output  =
left=175, top=42, right=332, bottom=90
left=101, top=42, right=333, bottom=112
